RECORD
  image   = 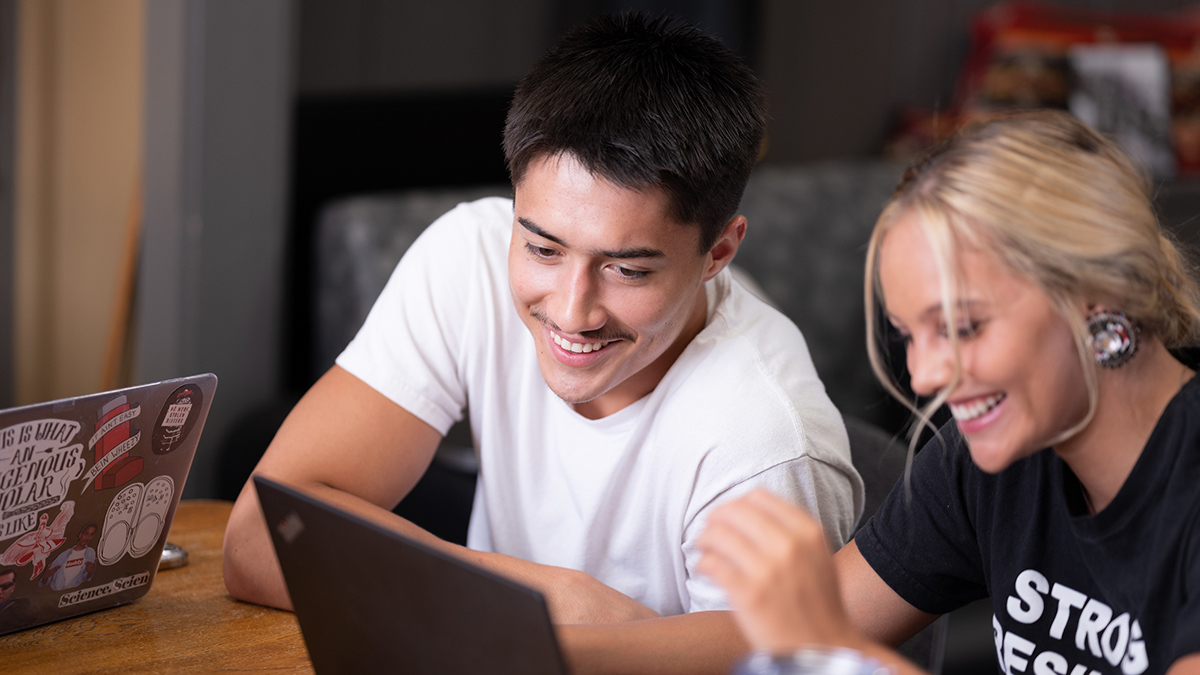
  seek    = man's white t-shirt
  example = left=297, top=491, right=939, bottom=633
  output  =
left=338, top=197, right=863, bottom=616
left=61, top=548, right=86, bottom=587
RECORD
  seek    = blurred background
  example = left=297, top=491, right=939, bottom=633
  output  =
left=4, top=2, right=1200, bottom=671
left=1, top=0, right=1198, bottom=509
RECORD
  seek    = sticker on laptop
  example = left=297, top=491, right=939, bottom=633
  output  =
left=82, top=395, right=144, bottom=491
left=0, top=419, right=86, bottom=542
left=0, top=500, right=75, bottom=579
left=37, top=520, right=98, bottom=590
left=98, top=476, right=174, bottom=565
left=152, top=384, right=203, bottom=455
left=275, top=511, right=305, bottom=544
left=56, top=570, right=150, bottom=608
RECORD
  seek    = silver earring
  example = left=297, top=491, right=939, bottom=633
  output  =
left=1088, top=310, right=1139, bottom=369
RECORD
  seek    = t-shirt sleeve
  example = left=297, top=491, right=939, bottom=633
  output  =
left=680, top=455, right=860, bottom=613
left=854, top=421, right=989, bottom=615
left=336, top=202, right=491, bottom=435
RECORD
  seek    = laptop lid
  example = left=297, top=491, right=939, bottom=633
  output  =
left=255, top=476, right=568, bottom=675
left=0, top=373, right=217, bottom=635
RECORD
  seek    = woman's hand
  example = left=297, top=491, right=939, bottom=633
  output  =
left=696, top=489, right=861, bottom=653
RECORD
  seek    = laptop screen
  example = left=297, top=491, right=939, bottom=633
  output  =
left=256, top=475, right=568, bottom=675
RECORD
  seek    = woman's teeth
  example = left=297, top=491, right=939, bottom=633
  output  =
left=949, top=393, right=1006, bottom=421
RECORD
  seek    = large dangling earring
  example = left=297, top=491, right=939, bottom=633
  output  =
left=1087, top=310, right=1139, bottom=369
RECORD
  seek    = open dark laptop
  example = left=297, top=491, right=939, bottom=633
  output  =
left=255, top=476, right=569, bottom=675
left=0, top=373, right=217, bottom=636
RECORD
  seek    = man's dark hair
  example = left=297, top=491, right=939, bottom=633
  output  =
left=504, top=12, right=767, bottom=252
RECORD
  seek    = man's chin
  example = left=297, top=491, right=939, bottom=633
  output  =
left=536, top=354, right=613, bottom=401
left=546, top=383, right=603, bottom=407
left=541, top=370, right=618, bottom=407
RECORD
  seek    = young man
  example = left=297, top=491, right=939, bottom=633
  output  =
left=224, top=13, right=862, bottom=673
left=40, top=522, right=98, bottom=591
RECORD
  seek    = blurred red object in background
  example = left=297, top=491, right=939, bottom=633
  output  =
left=884, top=1, right=1200, bottom=174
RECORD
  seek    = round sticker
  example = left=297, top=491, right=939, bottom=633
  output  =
left=151, top=384, right=204, bottom=455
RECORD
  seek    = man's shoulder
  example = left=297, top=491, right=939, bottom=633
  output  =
left=646, top=275, right=850, bottom=458
left=398, top=195, right=514, bottom=288
left=429, top=196, right=512, bottom=236
left=691, top=275, right=823, bottom=394
left=712, top=271, right=808, bottom=338
left=659, top=286, right=840, bottom=444
left=450, top=195, right=512, bottom=220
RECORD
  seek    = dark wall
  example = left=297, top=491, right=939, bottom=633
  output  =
left=297, top=0, right=553, bottom=94
left=296, top=0, right=760, bottom=96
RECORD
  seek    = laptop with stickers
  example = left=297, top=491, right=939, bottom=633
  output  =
left=254, top=476, right=569, bottom=675
left=0, top=373, right=216, bottom=635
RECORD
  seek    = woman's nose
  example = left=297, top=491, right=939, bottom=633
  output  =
left=907, top=337, right=953, bottom=398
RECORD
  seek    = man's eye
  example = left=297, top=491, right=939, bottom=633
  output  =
left=613, top=266, right=649, bottom=280
left=525, top=243, right=556, bottom=258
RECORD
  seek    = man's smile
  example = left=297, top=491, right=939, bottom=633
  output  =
left=529, top=306, right=633, bottom=364
left=550, top=330, right=612, bottom=354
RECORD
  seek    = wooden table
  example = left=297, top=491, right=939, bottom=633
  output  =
left=1, top=500, right=313, bottom=673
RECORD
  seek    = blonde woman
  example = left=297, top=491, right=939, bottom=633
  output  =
left=697, top=111, right=1200, bottom=675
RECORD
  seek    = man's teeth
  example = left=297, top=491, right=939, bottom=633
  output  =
left=551, top=331, right=609, bottom=354
left=950, top=393, right=1006, bottom=422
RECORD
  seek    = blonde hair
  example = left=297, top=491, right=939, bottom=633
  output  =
left=865, top=110, right=1200, bottom=452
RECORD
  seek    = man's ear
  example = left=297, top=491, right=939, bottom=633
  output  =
left=703, top=216, right=747, bottom=282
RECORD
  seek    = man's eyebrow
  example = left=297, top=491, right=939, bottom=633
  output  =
left=518, top=217, right=565, bottom=246
left=598, top=246, right=665, bottom=260
left=518, top=216, right=666, bottom=260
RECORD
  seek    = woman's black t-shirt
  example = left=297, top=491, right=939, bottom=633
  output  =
left=856, top=377, right=1200, bottom=674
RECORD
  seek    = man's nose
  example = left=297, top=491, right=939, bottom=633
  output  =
left=555, top=264, right=607, bottom=334
left=907, top=337, right=953, bottom=398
